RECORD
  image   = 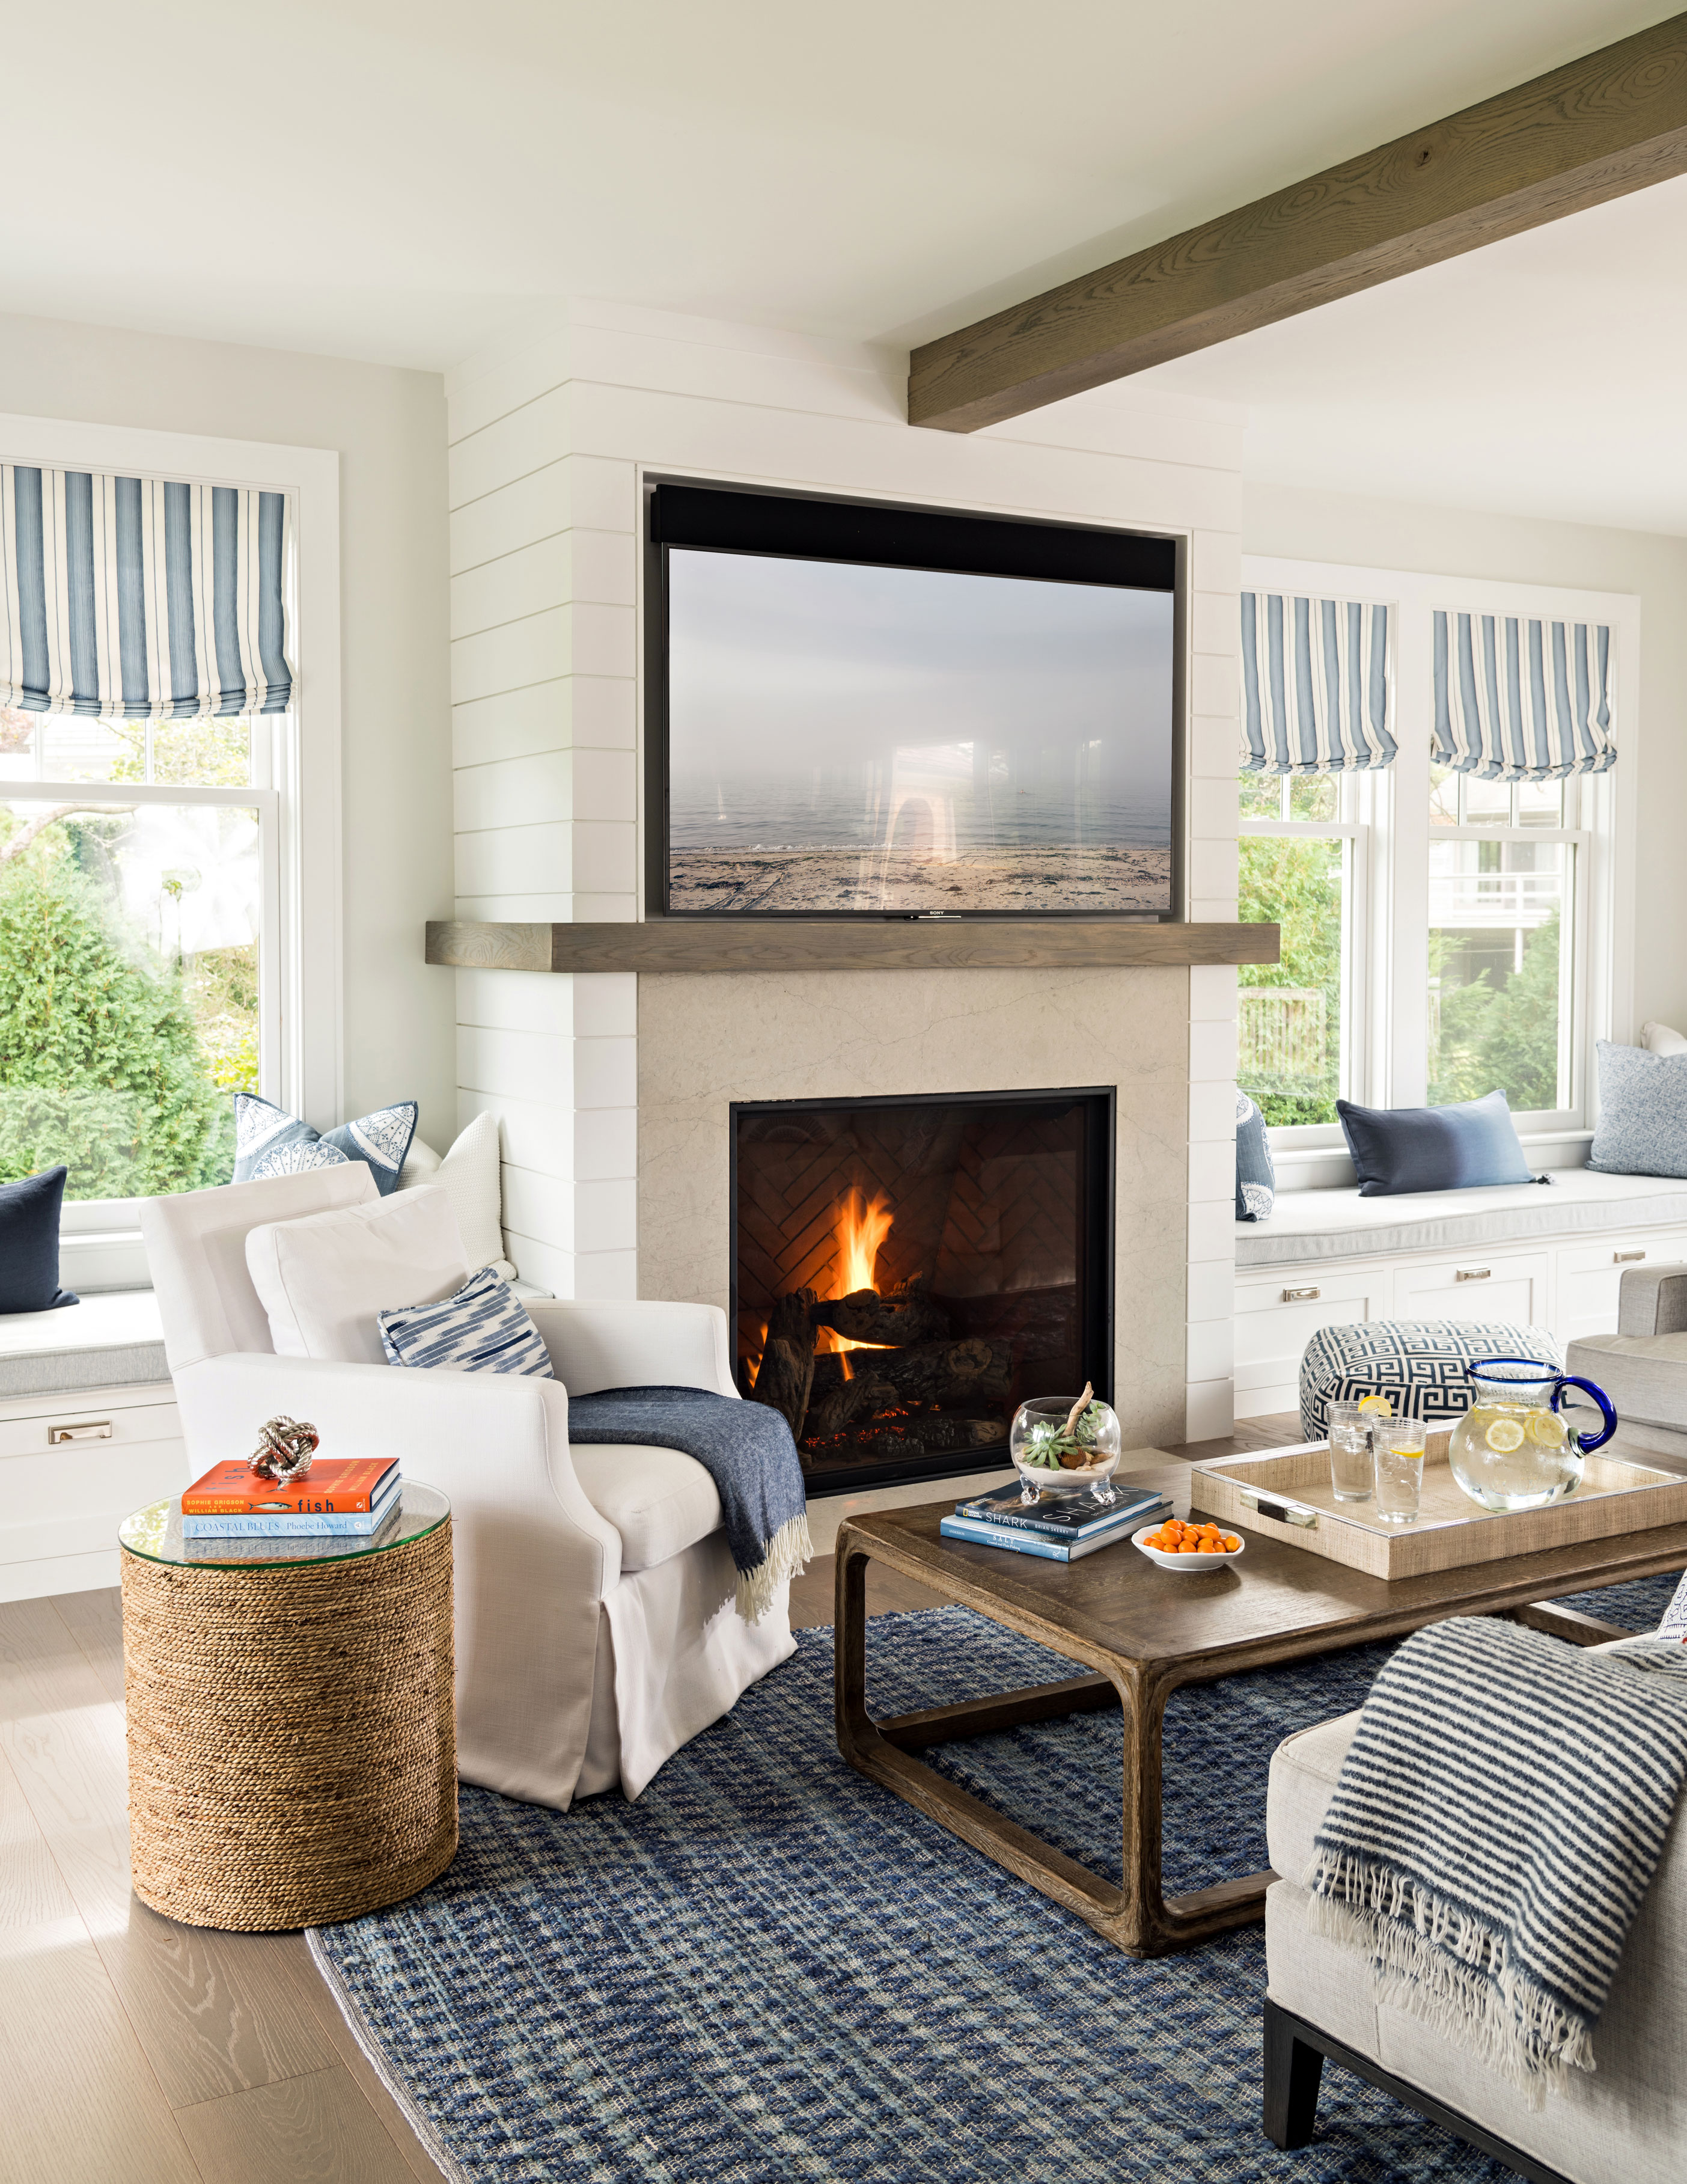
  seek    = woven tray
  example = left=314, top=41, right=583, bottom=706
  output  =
left=1189, top=1436, right=1687, bottom=1579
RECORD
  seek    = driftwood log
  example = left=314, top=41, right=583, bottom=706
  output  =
left=869, top=1336, right=1010, bottom=1408
left=750, top=1289, right=817, bottom=1437
left=810, top=1275, right=948, bottom=1347
left=805, top=1372, right=900, bottom=1442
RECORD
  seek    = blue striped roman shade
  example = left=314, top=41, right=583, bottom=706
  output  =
left=1240, top=592, right=1394, bottom=774
left=0, top=466, right=292, bottom=717
left=1433, top=610, right=1614, bottom=779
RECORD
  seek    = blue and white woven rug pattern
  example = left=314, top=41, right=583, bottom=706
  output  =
left=311, top=1575, right=1679, bottom=2184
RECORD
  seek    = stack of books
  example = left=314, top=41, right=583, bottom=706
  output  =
left=940, top=1478, right=1172, bottom=1562
left=181, top=1458, right=401, bottom=1539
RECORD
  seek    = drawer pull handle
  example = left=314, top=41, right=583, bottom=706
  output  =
left=1615, top=1250, right=1647, bottom=1264
left=1455, top=1268, right=1492, bottom=1282
left=1239, top=1487, right=1318, bottom=1529
left=1281, top=1285, right=1320, bottom=1302
left=49, top=1421, right=112, bottom=1444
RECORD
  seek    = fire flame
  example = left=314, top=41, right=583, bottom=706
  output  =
left=837, top=1188, right=893, bottom=1298
left=831, top=1188, right=894, bottom=1377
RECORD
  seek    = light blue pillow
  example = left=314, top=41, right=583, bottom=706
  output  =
left=1235, top=1090, right=1275, bottom=1222
left=1588, top=1042, right=1687, bottom=1179
left=379, top=1266, right=554, bottom=1376
left=233, top=1093, right=417, bottom=1196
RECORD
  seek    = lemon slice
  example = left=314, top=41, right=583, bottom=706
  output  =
left=1525, top=1411, right=1564, bottom=1447
left=1485, top=1418, right=1525, bottom=1453
left=1357, top=1394, right=1393, bottom=1418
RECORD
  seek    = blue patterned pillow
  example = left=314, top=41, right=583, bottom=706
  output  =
left=1235, top=1090, right=1275, bottom=1222
left=1588, top=1041, right=1687, bottom=1179
left=379, top=1266, right=554, bottom=1377
left=234, top=1093, right=417, bottom=1196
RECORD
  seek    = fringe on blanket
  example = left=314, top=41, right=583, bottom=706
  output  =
left=734, top=1511, right=813, bottom=1625
left=1306, top=1848, right=1597, bottom=2106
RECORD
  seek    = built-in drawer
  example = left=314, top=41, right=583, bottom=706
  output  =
left=1391, top=1250, right=1549, bottom=1333
left=1557, top=1229, right=1687, bottom=1347
left=1235, top=1265, right=1390, bottom=1404
left=0, top=1433, right=189, bottom=1569
left=0, top=1397, right=180, bottom=1464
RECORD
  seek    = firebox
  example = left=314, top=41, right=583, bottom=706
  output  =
left=731, top=1088, right=1114, bottom=1494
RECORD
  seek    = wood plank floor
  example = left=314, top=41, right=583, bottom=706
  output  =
left=6, top=1413, right=1299, bottom=2183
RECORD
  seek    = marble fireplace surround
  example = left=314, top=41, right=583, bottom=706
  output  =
left=636, top=963, right=1197, bottom=1451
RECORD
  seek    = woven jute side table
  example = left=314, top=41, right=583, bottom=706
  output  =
left=119, top=1482, right=457, bottom=1931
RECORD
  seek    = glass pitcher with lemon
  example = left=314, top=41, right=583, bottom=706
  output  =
left=1447, top=1358, right=1617, bottom=1514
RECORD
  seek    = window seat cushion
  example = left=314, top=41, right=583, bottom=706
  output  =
left=0, top=1288, right=169, bottom=1400
left=1236, top=1167, right=1687, bottom=1270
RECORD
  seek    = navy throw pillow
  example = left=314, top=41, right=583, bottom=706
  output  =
left=1235, top=1090, right=1275, bottom=1222
left=0, top=1166, right=79, bottom=1314
left=1336, top=1088, right=1534, bottom=1198
left=233, top=1094, right=417, bottom=1196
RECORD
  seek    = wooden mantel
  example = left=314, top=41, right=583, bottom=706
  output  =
left=425, top=919, right=1278, bottom=974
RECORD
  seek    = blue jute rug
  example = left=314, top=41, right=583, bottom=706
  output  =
left=311, top=1573, right=1680, bottom=2184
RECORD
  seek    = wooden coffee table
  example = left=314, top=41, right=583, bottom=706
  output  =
left=834, top=1457, right=1687, bottom=1958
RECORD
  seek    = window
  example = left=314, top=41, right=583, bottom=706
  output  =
left=0, top=419, right=341, bottom=1213
left=1426, top=768, right=1584, bottom=1115
left=1237, top=558, right=1630, bottom=1156
left=1237, top=771, right=1365, bottom=1125
left=1, top=708, right=276, bottom=1197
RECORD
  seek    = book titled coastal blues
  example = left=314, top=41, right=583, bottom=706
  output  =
left=181, top=1458, right=401, bottom=1538
left=939, top=1480, right=1171, bottom=1562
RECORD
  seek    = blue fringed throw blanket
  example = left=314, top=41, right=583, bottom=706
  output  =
left=1308, top=1614, right=1687, bottom=2097
left=566, top=1386, right=811, bottom=1626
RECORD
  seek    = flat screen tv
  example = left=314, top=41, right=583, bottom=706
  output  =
left=647, top=482, right=1180, bottom=919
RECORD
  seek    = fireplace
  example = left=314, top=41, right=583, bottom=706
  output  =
left=731, top=1088, right=1114, bottom=1494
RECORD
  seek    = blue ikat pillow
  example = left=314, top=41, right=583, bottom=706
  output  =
left=379, top=1265, right=554, bottom=1377
left=233, top=1093, right=417, bottom=1196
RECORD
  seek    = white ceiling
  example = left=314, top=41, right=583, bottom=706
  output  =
left=1138, top=174, right=1687, bottom=539
left=0, top=1, right=1673, bottom=370
left=4, top=1, right=1682, bottom=534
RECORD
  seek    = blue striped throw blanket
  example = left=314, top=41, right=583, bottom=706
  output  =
left=566, top=1386, right=811, bottom=1626
left=1308, top=1614, right=1687, bottom=2096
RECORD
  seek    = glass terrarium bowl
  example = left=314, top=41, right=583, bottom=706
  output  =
left=1010, top=1392, right=1122, bottom=1503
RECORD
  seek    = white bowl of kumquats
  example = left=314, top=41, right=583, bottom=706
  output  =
left=1132, top=1517, right=1245, bottom=1569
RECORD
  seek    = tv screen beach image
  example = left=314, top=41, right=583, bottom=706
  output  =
left=665, top=549, right=1175, bottom=914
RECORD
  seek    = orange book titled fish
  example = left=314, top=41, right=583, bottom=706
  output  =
left=181, top=1457, right=398, bottom=1516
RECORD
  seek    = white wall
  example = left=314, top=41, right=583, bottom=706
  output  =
left=0, top=309, right=457, bottom=1142
left=1243, top=481, right=1687, bottom=1034
left=445, top=301, right=1247, bottom=1436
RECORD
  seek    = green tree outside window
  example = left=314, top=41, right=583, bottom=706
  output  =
left=0, top=805, right=252, bottom=1197
left=1237, top=832, right=1344, bottom=1126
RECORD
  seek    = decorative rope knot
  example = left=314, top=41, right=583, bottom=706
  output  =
left=249, top=1415, right=320, bottom=1483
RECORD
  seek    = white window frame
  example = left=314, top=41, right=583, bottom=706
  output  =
left=1241, top=555, right=1636, bottom=1179
left=0, top=412, right=342, bottom=1223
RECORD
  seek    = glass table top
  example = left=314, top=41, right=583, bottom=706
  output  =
left=120, top=1480, right=450, bottom=1570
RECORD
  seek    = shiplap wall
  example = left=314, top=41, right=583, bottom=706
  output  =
left=445, top=301, right=1245, bottom=1434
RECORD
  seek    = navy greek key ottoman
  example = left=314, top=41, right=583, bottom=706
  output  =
left=1298, top=1319, right=1563, bottom=1442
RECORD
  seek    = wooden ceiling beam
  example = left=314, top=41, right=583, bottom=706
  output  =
left=909, top=12, right=1687, bottom=432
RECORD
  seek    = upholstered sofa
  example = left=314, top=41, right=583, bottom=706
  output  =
left=1568, top=1261, right=1687, bottom=1476
left=1263, top=1688, right=1687, bottom=2182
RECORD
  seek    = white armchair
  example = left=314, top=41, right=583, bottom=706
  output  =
left=140, top=1166, right=795, bottom=1809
